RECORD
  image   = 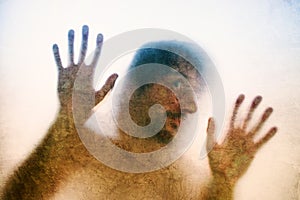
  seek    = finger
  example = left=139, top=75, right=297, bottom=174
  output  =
left=52, top=44, right=63, bottom=71
left=95, top=73, right=118, bottom=105
left=68, top=29, right=75, bottom=65
left=90, top=33, right=103, bottom=68
left=242, top=96, right=262, bottom=130
left=249, top=107, right=273, bottom=137
left=254, top=127, right=277, bottom=150
left=230, top=94, right=245, bottom=129
left=78, top=25, right=89, bottom=65
left=206, top=117, right=216, bottom=152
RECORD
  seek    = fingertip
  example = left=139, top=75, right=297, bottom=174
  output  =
left=52, top=44, right=58, bottom=51
left=206, top=117, right=216, bottom=151
left=207, top=117, right=215, bottom=131
left=97, top=33, right=103, bottom=45
left=82, top=25, right=89, bottom=36
left=267, top=107, right=273, bottom=113
left=262, top=107, right=273, bottom=120
left=266, top=107, right=274, bottom=116
left=52, top=44, right=59, bottom=55
left=68, top=29, right=74, bottom=38
left=256, top=95, right=263, bottom=101
left=270, top=126, right=278, bottom=134
left=252, top=95, right=263, bottom=107
left=264, top=127, right=277, bottom=141
left=108, top=73, right=119, bottom=87
left=236, top=94, right=245, bottom=104
left=111, top=73, right=119, bottom=79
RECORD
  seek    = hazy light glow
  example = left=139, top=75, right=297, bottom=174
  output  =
left=1, top=0, right=300, bottom=199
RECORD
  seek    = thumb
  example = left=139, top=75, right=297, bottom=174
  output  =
left=206, top=117, right=216, bottom=152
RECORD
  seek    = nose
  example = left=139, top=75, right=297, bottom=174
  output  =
left=181, top=100, right=197, bottom=113
left=176, top=86, right=198, bottom=113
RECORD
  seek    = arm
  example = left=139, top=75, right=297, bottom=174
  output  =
left=1, top=26, right=118, bottom=200
left=203, top=94, right=277, bottom=200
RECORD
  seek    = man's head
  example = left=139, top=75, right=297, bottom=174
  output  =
left=125, top=40, right=207, bottom=143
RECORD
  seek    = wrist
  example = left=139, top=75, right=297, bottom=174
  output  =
left=212, top=172, right=237, bottom=187
left=48, top=107, right=75, bottom=134
left=206, top=173, right=236, bottom=200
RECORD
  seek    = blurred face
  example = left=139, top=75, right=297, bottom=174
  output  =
left=129, top=71, right=198, bottom=143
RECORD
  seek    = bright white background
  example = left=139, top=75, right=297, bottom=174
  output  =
left=0, top=0, right=300, bottom=199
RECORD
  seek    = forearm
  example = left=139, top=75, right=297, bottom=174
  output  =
left=2, top=145, right=63, bottom=199
left=202, top=174, right=235, bottom=200
left=2, top=109, right=77, bottom=199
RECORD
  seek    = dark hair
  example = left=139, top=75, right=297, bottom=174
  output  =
left=129, top=40, right=211, bottom=74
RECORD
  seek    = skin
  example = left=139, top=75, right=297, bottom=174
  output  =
left=204, top=95, right=277, bottom=199
left=1, top=26, right=118, bottom=200
left=112, top=82, right=196, bottom=152
left=1, top=26, right=277, bottom=200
